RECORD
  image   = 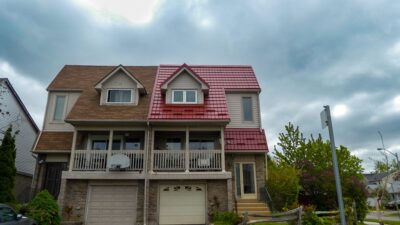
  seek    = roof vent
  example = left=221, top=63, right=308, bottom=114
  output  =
left=109, top=154, right=130, bottom=171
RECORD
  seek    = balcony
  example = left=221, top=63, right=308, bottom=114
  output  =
left=151, top=131, right=224, bottom=172
left=70, top=130, right=145, bottom=171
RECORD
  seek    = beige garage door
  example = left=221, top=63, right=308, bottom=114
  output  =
left=159, top=184, right=206, bottom=225
left=86, top=185, right=137, bottom=225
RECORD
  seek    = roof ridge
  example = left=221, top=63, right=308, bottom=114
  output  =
left=159, top=64, right=253, bottom=68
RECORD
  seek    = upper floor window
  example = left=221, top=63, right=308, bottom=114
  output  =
left=107, top=89, right=132, bottom=103
left=242, top=97, right=253, bottom=121
left=53, top=95, right=66, bottom=121
left=172, top=90, right=197, bottom=104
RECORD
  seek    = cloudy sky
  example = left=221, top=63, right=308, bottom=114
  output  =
left=1, top=0, right=399, bottom=172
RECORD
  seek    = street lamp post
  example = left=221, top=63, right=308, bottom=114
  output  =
left=377, top=131, right=400, bottom=220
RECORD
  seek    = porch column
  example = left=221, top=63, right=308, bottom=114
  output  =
left=221, top=127, right=226, bottom=172
left=106, top=129, right=113, bottom=172
left=68, top=129, right=77, bottom=172
left=150, top=129, right=154, bottom=173
left=185, top=127, right=189, bottom=173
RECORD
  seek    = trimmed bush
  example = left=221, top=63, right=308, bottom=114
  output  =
left=212, top=211, right=241, bottom=225
left=28, top=190, right=61, bottom=225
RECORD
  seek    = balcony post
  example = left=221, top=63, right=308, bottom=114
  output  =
left=221, top=127, right=226, bottom=172
left=185, top=127, right=189, bottom=173
left=150, top=129, right=154, bottom=173
left=68, top=129, right=77, bottom=172
left=106, top=129, right=113, bottom=172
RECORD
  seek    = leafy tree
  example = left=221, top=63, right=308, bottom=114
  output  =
left=273, top=122, right=367, bottom=220
left=371, top=158, right=397, bottom=173
left=0, top=126, right=17, bottom=203
left=266, top=159, right=300, bottom=211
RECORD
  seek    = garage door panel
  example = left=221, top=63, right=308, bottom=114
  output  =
left=159, top=185, right=206, bottom=225
left=86, top=185, right=137, bottom=225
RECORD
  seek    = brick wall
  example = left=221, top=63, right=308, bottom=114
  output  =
left=61, top=180, right=88, bottom=223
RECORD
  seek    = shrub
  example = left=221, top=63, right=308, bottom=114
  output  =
left=301, top=206, right=333, bottom=225
left=266, top=160, right=300, bottom=211
left=212, top=211, right=241, bottom=225
left=28, top=190, right=60, bottom=225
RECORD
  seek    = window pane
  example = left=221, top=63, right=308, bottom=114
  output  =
left=112, top=140, right=121, bottom=150
left=242, top=97, right=253, bottom=121
left=173, top=91, right=183, bottom=102
left=53, top=96, right=66, bottom=121
left=0, top=207, right=16, bottom=222
left=92, top=140, right=108, bottom=150
left=108, top=90, right=131, bottom=103
left=186, top=91, right=196, bottom=103
left=125, top=138, right=141, bottom=150
left=189, top=140, right=201, bottom=150
left=166, top=138, right=182, bottom=150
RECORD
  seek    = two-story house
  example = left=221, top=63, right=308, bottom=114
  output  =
left=32, top=64, right=268, bottom=225
left=0, top=78, right=39, bottom=202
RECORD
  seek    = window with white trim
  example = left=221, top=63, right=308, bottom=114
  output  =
left=107, top=89, right=132, bottom=103
left=242, top=97, right=253, bottom=121
left=53, top=95, right=66, bottom=121
left=172, top=90, right=197, bottom=103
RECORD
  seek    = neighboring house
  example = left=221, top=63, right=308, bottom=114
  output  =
left=32, top=64, right=268, bottom=225
left=0, top=78, right=39, bottom=202
left=364, top=171, right=400, bottom=207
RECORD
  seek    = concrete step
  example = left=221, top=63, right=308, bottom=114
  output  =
left=236, top=202, right=268, bottom=207
left=237, top=206, right=269, bottom=211
left=237, top=199, right=259, bottom=203
left=238, top=211, right=270, bottom=216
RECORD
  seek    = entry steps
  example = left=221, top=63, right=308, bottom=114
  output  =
left=236, top=199, right=270, bottom=219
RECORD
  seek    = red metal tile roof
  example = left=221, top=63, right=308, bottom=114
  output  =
left=148, top=64, right=261, bottom=120
left=224, top=128, right=268, bottom=152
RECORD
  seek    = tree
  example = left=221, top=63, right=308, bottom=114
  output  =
left=371, top=158, right=397, bottom=173
left=273, top=122, right=367, bottom=220
left=266, top=158, right=300, bottom=211
left=0, top=126, right=17, bottom=203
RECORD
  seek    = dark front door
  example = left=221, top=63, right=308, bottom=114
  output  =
left=43, top=162, right=66, bottom=199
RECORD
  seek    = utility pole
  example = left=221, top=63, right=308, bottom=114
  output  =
left=320, top=105, right=346, bottom=225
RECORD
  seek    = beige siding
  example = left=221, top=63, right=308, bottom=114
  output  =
left=166, top=72, right=204, bottom=104
left=226, top=93, right=260, bottom=128
left=100, top=71, right=138, bottom=105
left=44, top=91, right=81, bottom=131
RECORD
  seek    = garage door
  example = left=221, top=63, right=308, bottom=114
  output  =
left=159, top=184, right=206, bottom=225
left=86, top=185, right=137, bottom=225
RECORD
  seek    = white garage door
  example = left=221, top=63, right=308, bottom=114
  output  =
left=86, top=185, right=137, bottom=225
left=159, top=184, right=206, bottom=225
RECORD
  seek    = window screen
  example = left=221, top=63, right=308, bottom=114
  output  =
left=242, top=97, right=253, bottom=121
left=53, top=95, right=66, bottom=121
left=107, top=90, right=132, bottom=103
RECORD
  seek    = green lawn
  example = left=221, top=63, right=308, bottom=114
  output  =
left=384, top=212, right=400, bottom=217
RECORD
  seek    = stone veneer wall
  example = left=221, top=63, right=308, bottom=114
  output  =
left=61, top=180, right=88, bottom=222
left=148, top=180, right=159, bottom=225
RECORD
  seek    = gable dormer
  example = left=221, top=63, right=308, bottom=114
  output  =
left=95, top=65, right=146, bottom=105
left=161, top=64, right=209, bottom=104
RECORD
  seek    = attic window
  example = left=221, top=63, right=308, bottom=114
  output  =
left=107, top=89, right=132, bottom=103
left=172, top=90, right=197, bottom=104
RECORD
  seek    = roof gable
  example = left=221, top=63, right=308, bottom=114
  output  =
left=160, top=64, right=209, bottom=93
left=0, top=78, right=39, bottom=132
left=95, top=65, right=147, bottom=95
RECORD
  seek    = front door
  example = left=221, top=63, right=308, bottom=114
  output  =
left=235, top=162, right=257, bottom=199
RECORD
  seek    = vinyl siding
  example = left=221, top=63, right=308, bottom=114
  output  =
left=100, top=71, right=138, bottom=105
left=0, top=80, right=38, bottom=175
left=44, top=91, right=81, bottom=131
left=165, top=72, right=204, bottom=104
left=226, top=93, right=260, bottom=128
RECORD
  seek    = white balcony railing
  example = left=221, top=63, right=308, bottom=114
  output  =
left=152, top=149, right=222, bottom=172
left=153, top=150, right=185, bottom=171
left=111, top=150, right=144, bottom=171
left=189, top=150, right=222, bottom=171
left=72, top=150, right=144, bottom=171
